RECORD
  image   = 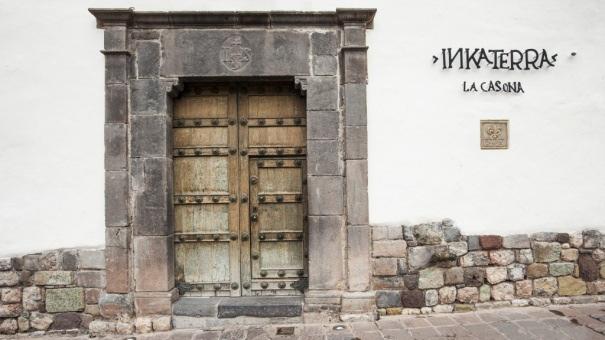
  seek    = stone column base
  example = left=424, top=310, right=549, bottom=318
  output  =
left=340, top=291, right=376, bottom=321
left=134, top=288, right=179, bottom=315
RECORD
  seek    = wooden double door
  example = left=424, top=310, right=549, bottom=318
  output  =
left=173, top=83, right=308, bottom=297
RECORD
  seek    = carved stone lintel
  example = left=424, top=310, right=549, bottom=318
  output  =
left=294, top=76, right=309, bottom=96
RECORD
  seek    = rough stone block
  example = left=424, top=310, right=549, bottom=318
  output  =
left=30, top=312, right=54, bottom=331
left=412, top=223, right=443, bottom=245
left=344, top=83, right=367, bottom=126
left=38, top=251, right=59, bottom=271
left=491, top=282, right=514, bottom=301
left=533, top=277, right=558, bottom=297
left=307, top=176, right=344, bottom=215
left=104, top=123, right=127, bottom=171
left=507, top=263, right=525, bottom=281
left=99, top=293, right=133, bottom=318
left=489, top=250, right=515, bottom=266
left=79, top=249, right=105, bottom=270
left=515, top=280, right=532, bottom=298
left=50, top=312, right=82, bottom=330
left=418, top=267, right=444, bottom=289
left=425, top=289, right=438, bottom=307
left=527, top=263, right=548, bottom=278
left=448, top=242, right=468, bottom=257
left=307, top=140, right=341, bottom=175
left=307, top=76, right=338, bottom=111
left=313, top=55, right=337, bottom=75
left=105, top=54, right=128, bottom=84
left=60, top=250, right=78, bottom=271
left=308, top=216, right=344, bottom=289
left=311, top=31, right=338, bottom=56
left=0, top=318, right=17, bottom=335
left=136, top=41, right=160, bottom=77
left=346, top=160, right=368, bottom=225
left=558, top=276, right=587, bottom=296
left=561, top=248, right=579, bottom=261
left=578, top=253, right=599, bottom=282
left=347, top=225, right=370, bottom=291
left=152, top=316, right=172, bottom=331
left=467, top=235, right=480, bottom=251
left=133, top=157, right=173, bottom=236
left=345, top=126, right=367, bottom=159
left=105, top=84, right=128, bottom=123
left=105, top=170, right=129, bottom=227
left=33, top=271, right=73, bottom=286
left=134, top=236, right=175, bottom=292
left=463, top=267, right=485, bottom=287
left=517, top=248, right=534, bottom=264
left=343, top=49, right=367, bottom=84
left=85, top=288, right=102, bottom=304
left=0, top=304, right=21, bottom=318
left=549, top=262, right=574, bottom=277
left=460, top=251, right=490, bottom=267
left=479, top=235, right=502, bottom=250
left=533, top=242, right=561, bottom=263
left=76, top=271, right=106, bottom=288
left=161, top=30, right=311, bottom=77
left=130, top=79, right=167, bottom=115
left=401, top=290, right=424, bottom=308
left=22, top=286, right=42, bottom=311
left=307, top=111, right=339, bottom=140
left=372, top=258, right=397, bottom=276
left=0, top=272, right=19, bottom=286
left=583, top=229, right=601, bottom=248
left=45, top=288, right=85, bottom=313
left=569, top=232, right=583, bottom=248
left=438, top=286, right=456, bottom=304
left=457, top=287, right=479, bottom=304
left=376, top=291, right=402, bottom=308
left=106, top=246, right=129, bottom=293
left=445, top=267, right=464, bottom=285
left=407, top=246, right=439, bottom=271
left=373, top=240, right=407, bottom=258
left=131, top=115, right=170, bottom=157
left=0, top=258, right=11, bottom=271
left=0, top=287, right=21, bottom=303
left=485, top=267, right=507, bottom=284
left=530, top=232, right=559, bottom=242
left=502, top=234, right=530, bottom=249
left=479, top=284, right=491, bottom=302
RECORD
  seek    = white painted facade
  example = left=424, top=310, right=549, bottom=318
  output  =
left=0, top=0, right=604, bottom=255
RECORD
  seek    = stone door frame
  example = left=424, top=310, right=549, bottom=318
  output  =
left=91, top=8, right=375, bottom=317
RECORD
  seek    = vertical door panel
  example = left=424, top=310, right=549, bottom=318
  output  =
left=173, top=85, right=240, bottom=296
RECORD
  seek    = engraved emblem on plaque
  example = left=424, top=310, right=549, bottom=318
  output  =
left=480, top=120, right=509, bottom=149
left=220, top=35, right=252, bottom=71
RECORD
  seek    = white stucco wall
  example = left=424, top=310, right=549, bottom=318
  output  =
left=0, top=0, right=604, bottom=255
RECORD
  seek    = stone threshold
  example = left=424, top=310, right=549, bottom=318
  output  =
left=173, top=296, right=303, bottom=319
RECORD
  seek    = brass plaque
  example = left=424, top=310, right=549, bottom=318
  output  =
left=480, top=120, right=509, bottom=149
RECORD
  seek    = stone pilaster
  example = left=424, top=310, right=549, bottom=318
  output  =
left=341, top=23, right=373, bottom=313
left=102, top=25, right=131, bottom=295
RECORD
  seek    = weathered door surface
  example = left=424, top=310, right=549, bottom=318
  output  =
left=174, top=83, right=307, bottom=296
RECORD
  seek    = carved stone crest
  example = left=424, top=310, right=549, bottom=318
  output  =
left=480, top=120, right=509, bottom=149
left=220, top=35, right=252, bottom=71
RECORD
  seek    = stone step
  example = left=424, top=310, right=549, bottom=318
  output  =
left=173, top=296, right=303, bottom=319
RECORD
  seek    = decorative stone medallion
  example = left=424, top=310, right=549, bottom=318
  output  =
left=480, top=120, right=509, bottom=149
left=220, top=35, right=252, bottom=71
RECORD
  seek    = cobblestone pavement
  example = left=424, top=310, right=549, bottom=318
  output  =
left=4, top=303, right=605, bottom=339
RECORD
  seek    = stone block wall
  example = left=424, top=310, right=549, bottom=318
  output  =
left=372, top=220, right=605, bottom=315
left=0, top=248, right=107, bottom=335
